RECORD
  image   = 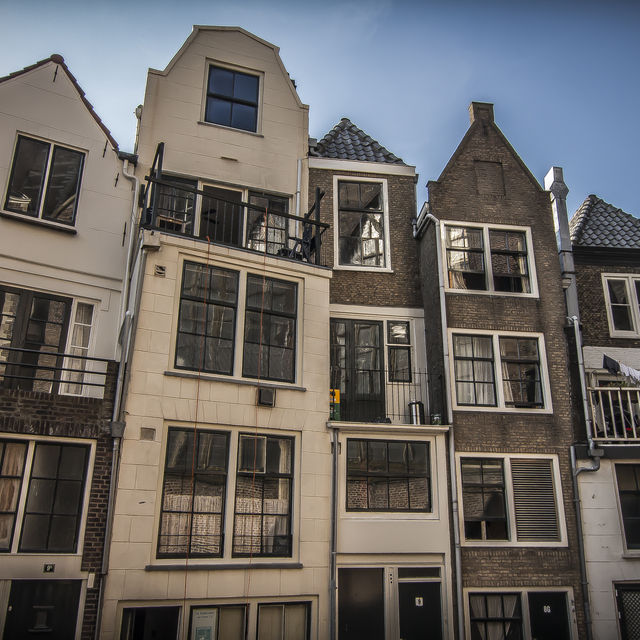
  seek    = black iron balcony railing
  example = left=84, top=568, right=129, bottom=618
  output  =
left=0, top=346, right=114, bottom=398
left=330, top=366, right=431, bottom=425
left=589, top=386, right=640, bottom=442
left=141, top=143, right=329, bottom=266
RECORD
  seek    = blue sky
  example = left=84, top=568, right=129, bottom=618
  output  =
left=1, top=0, right=638, bottom=216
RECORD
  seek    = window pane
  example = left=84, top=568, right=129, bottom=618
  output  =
left=234, top=72, right=259, bottom=102
left=42, top=146, right=84, bottom=224
left=206, top=98, right=232, bottom=127
left=5, top=137, right=49, bottom=216
left=231, top=103, right=257, bottom=132
left=209, top=66, right=234, bottom=96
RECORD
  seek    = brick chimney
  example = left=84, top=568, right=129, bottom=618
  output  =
left=469, top=102, right=494, bottom=125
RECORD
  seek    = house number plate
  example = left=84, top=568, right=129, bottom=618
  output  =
left=415, top=597, right=423, bottom=607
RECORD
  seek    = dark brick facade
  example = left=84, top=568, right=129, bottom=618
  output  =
left=574, top=257, right=640, bottom=349
left=418, top=104, right=586, bottom=637
left=309, top=167, right=422, bottom=308
left=0, top=360, right=117, bottom=640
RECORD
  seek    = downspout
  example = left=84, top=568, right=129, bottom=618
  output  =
left=414, top=208, right=463, bottom=640
left=94, top=158, right=141, bottom=640
left=329, top=427, right=339, bottom=640
left=295, top=158, right=302, bottom=239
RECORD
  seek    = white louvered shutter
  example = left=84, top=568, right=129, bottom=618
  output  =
left=511, top=458, right=560, bottom=541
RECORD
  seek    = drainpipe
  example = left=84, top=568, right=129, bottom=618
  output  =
left=329, top=427, right=339, bottom=640
left=94, top=158, right=142, bottom=640
left=414, top=207, right=463, bottom=640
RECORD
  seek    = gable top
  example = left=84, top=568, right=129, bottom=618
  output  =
left=434, top=102, right=542, bottom=192
left=0, top=54, right=119, bottom=151
left=310, top=118, right=405, bottom=165
left=570, top=194, right=640, bottom=249
left=151, top=26, right=305, bottom=109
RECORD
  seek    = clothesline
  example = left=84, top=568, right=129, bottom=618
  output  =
left=603, top=354, right=640, bottom=386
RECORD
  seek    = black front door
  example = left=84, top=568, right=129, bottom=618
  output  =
left=527, top=591, right=571, bottom=640
left=338, top=567, right=385, bottom=640
left=121, top=606, right=181, bottom=640
left=331, top=319, right=385, bottom=422
left=3, top=580, right=81, bottom=639
left=398, top=582, right=442, bottom=640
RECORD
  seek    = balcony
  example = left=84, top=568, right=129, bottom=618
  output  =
left=141, top=143, right=329, bottom=266
left=330, top=366, right=431, bottom=425
left=0, top=346, right=115, bottom=399
left=589, top=386, right=640, bottom=442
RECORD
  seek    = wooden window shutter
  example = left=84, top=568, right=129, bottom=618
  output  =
left=511, top=458, right=560, bottom=542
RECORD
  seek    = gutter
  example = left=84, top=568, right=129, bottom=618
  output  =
left=414, top=208, right=463, bottom=640
left=329, top=427, right=339, bottom=640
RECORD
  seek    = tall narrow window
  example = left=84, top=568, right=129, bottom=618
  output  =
left=19, top=443, right=88, bottom=552
left=445, top=226, right=485, bottom=290
left=616, top=464, right=640, bottom=549
left=5, top=135, right=84, bottom=225
left=60, top=302, right=94, bottom=395
left=499, top=337, right=542, bottom=408
left=604, top=276, right=640, bottom=336
left=243, top=275, right=297, bottom=382
left=489, top=230, right=530, bottom=293
left=461, top=458, right=507, bottom=540
left=246, top=192, right=289, bottom=256
left=153, top=176, right=196, bottom=234
left=175, top=262, right=239, bottom=375
left=387, top=321, right=411, bottom=383
left=452, top=335, right=496, bottom=406
left=205, top=66, right=259, bottom=132
left=158, top=429, right=229, bottom=557
left=0, top=439, right=27, bottom=551
left=338, top=181, right=385, bottom=267
left=233, top=434, right=293, bottom=557
left=346, top=439, right=430, bottom=511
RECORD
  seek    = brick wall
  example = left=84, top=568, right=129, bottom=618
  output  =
left=0, top=359, right=117, bottom=640
left=418, top=109, right=586, bottom=637
left=575, top=260, right=640, bottom=349
left=309, top=167, right=422, bottom=308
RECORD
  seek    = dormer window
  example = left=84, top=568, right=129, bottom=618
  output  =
left=205, top=66, right=259, bottom=132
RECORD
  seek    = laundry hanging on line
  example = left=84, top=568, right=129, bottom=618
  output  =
left=603, top=354, right=640, bottom=385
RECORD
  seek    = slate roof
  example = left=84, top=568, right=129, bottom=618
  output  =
left=310, top=118, right=405, bottom=165
left=0, top=54, right=119, bottom=150
left=570, top=195, right=640, bottom=249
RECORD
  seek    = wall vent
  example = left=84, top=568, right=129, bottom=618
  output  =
left=257, top=387, right=276, bottom=407
left=154, top=265, right=166, bottom=277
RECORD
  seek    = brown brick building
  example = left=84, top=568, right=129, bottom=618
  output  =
left=416, top=102, right=586, bottom=639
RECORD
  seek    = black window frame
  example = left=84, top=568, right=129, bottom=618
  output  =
left=157, top=427, right=230, bottom=559
left=188, top=603, right=248, bottom=640
left=246, top=191, right=289, bottom=256
left=460, top=457, right=508, bottom=541
left=337, top=180, right=386, bottom=268
left=242, top=274, right=297, bottom=383
left=345, top=439, right=431, bottom=512
left=4, top=134, right=84, bottom=226
left=232, top=434, right=294, bottom=558
left=616, top=464, right=640, bottom=549
left=205, top=65, right=259, bottom=133
left=0, top=285, right=72, bottom=393
left=19, top=442, right=89, bottom=553
left=175, top=262, right=239, bottom=376
left=469, top=592, right=523, bottom=640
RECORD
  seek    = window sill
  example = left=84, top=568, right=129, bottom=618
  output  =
left=197, top=120, right=264, bottom=138
left=146, top=561, right=303, bottom=571
left=164, top=370, right=307, bottom=392
left=332, top=265, right=393, bottom=273
left=460, top=540, right=567, bottom=548
left=444, top=287, right=539, bottom=299
left=453, top=405, right=553, bottom=415
left=0, top=210, right=77, bottom=234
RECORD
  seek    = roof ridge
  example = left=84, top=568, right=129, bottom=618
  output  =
left=0, top=54, right=119, bottom=150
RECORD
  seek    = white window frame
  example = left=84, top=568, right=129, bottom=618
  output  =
left=602, top=273, right=640, bottom=338
left=171, top=254, right=303, bottom=387
left=442, top=221, right=538, bottom=297
left=464, top=587, right=577, bottom=640
left=153, top=425, right=301, bottom=566
left=200, top=60, right=264, bottom=135
left=3, top=132, right=85, bottom=228
left=448, top=329, right=552, bottom=413
left=0, top=434, right=95, bottom=556
left=613, top=462, right=640, bottom=556
left=456, top=453, right=567, bottom=548
left=332, top=175, right=392, bottom=272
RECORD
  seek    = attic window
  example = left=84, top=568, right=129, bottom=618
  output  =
left=474, top=160, right=505, bottom=196
left=205, top=66, right=259, bottom=133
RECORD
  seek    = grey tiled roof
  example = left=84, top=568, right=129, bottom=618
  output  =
left=310, top=118, right=405, bottom=165
left=570, top=195, right=640, bottom=249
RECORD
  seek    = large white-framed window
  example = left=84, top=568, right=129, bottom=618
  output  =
left=457, top=453, right=566, bottom=547
left=465, top=588, right=575, bottom=640
left=443, top=222, right=538, bottom=296
left=3, top=133, right=85, bottom=226
left=332, top=176, right=391, bottom=271
left=614, top=463, right=640, bottom=552
left=202, top=62, right=263, bottom=134
left=156, top=426, right=298, bottom=562
left=173, top=259, right=300, bottom=385
left=0, top=436, right=93, bottom=554
left=449, top=330, right=551, bottom=412
left=603, top=274, right=640, bottom=338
